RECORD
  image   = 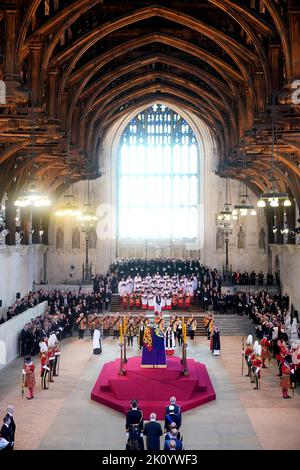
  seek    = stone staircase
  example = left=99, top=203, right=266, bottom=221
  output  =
left=211, top=315, right=255, bottom=336
left=109, top=295, right=255, bottom=337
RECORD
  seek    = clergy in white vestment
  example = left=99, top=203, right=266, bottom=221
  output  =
left=93, top=327, right=102, bottom=355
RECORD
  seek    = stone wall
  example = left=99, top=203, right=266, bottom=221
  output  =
left=0, top=244, right=46, bottom=314
left=269, top=244, right=300, bottom=312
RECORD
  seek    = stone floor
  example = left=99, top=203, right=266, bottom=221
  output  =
left=0, top=335, right=299, bottom=450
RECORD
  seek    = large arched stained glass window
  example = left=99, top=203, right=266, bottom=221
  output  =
left=118, top=104, right=199, bottom=239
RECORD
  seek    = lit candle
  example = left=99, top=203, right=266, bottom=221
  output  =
left=120, top=324, right=123, bottom=344
left=124, top=316, right=126, bottom=335
left=182, top=316, right=186, bottom=344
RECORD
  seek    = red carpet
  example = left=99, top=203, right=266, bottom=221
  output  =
left=91, top=356, right=216, bottom=420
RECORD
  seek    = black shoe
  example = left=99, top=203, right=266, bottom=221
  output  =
left=245, top=374, right=250, bottom=377
left=50, top=379, right=54, bottom=382
left=287, top=395, right=292, bottom=399
left=253, top=386, right=258, bottom=390
left=27, top=396, right=34, bottom=400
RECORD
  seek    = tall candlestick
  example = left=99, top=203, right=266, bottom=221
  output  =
left=120, top=324, right=123, bottom=344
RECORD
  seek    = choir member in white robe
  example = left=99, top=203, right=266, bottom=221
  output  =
left=148, top=293, right=154, bottom=310
left=118, top=279, right=126, bottom=297
left=142, top=293, right=148, bottom=310
left=188, top=281, right=194, bottom=296
left=126, top=277, right=133, bottom=294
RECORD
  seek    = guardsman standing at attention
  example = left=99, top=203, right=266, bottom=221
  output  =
left=251, top=344, right=262, bottom=390
left=47, top=336, right=56, bottom=383
left=244, top=335, right=253, bottom=377
left=125, top=399, right=144, bottom=434
left=280, top=355, right=295, bottom=399
left=40, top=338, right=49, bottom=390
left=260, top=335, right=271, bottom=368
left=24, top=356, right=36, bottom=400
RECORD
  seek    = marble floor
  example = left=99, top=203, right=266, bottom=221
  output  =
left=0, top=335, right=299, bottom=450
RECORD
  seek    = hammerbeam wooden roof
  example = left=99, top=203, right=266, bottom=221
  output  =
left=0, top=0, right=299, bottom=205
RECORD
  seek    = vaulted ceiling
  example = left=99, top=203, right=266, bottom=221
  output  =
left=0, top=0, right=300, bottom=206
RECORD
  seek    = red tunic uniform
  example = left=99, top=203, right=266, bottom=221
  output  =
left=251, top=355, right=262, bottom=378
left=185, top=295, right=191, bottom=309
left=260, top=338, right=271, bottom=365
left=135, top=295, right=141, bottom=308
left=129, top=294, right=135, bottom=308
left=178, top=295, right=184, bottom=309
left=25, top=363, right=36, bottom=388
left=281, top=364, right=291, bottom=390
left=122, top=295, right=128, bottom=309
left=40, top=353, right=48, bottom=376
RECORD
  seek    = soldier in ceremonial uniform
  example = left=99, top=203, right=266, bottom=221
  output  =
left=51, top=333, right=60, bottom=377
left=281, top=355, right=295, bottom=399
left=47, top=336, right=56, bottom=383
left=251, top=344, right=262, bottom=390
left=127, top=319, right=135, bottom=346
left=103, top=315, right=110, bottom=338
left=76, top=313, right=86, bottom=339
left=249, top=341, right=258, bottom=384
left=165, top=397, right=182, bottom=431
left=125, top=400, right=144, bottom=434
left=187, top=314, right=197, bottom=340
left=244, top=335, right=254, bottom=377
left=112, top=315, right=120, bottom=339
left=40, top=343, right=49, bottom=390
left=24, top=355, right=36, bottom=399
left=260, top=335, right=271, bottom=368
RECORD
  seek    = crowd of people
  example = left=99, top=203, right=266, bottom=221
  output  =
left=231, top=270, right=279, bottom=286
left=236, top=289, right=300, bottom=398
left=125, top=397, right=183, bottom=450
left=110, top=257, right=277, bottom=287
left=0, top=291, right=47, bottom=324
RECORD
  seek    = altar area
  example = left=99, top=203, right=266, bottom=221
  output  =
left=91, top=355, right=216, bottom=419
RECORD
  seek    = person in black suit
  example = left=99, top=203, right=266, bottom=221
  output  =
left=125, top=400, right=144, bottom=434
left=165, top=397, right=182, bottom=431
left=0, top=416, right=12, bottom=449
left=143, top=413, right=163, bottom=451
left=5, top=406, right=16, bottom=450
